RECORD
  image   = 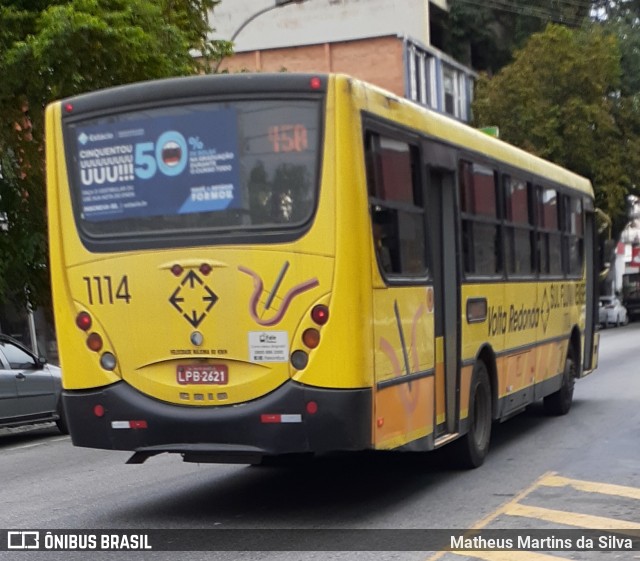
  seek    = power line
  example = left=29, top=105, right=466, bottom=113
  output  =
left=456, top=0, right=586, bottom=20
left=453, top=0, right=591, bottom=27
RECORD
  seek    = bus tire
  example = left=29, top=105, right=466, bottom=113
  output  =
left=450, top=361, right=492, bottom=469
left=543, top=348, right=576, bottom=416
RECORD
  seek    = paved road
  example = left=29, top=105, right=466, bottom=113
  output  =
left=2, top=323, right=639, bottom=560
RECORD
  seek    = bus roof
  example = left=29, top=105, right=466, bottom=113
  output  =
left=55, top=72, right=593, bottom=198
left=339, top=74, right=594, bottom=198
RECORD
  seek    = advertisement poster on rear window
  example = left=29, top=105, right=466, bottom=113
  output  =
left=70, top=109, right=240, bottom=221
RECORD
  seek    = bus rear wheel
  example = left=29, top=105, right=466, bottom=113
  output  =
left=543, top=348, right=576, bottom=416
left=450, top=360, right=492, bottom=469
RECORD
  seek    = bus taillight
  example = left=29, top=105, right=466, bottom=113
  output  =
left=100, top=352, right=117, bottom=371
left=311, top=305, right=329, bottom=325
left=302, top=328, right=320, bottom=349
left=290, top=350, right=308, bottom=370
left=87, top=332, right=103, bottom=352
left=76, top=312, right=92, bottom=331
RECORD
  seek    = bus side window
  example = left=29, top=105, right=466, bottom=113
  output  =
left=564, top=196, right=584, bottom=276
left=372, top=208, right=398, bottom=273
left=459, top=160, right=502, bottom=276
left=536, top=186, right=562, bottom=276
left=504, top=176, right=534, bottom=276
left=365, top=131, right=428, bottom=277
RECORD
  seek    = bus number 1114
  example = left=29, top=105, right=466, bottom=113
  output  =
left=83, top=275, right=132, bottom=305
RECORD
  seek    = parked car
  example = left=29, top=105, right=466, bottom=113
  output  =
left=0, top=334, right=67, bottom=433
left=599, top=296, right=628, bottom=328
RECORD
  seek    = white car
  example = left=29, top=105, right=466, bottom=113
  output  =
left=599, top=296, right=628, bottom=328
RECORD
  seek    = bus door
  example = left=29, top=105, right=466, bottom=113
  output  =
left=425, top=142, right=460, bottom=440
left=582, top=205, right=598, bottom=373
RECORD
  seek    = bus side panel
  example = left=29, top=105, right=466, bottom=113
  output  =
left=460, top=283, right=504, bottom=419
left=292, top=76, right=373, bottom=392
left=372, top=287, right=435, bottom=450
left=46, top=102, right=121, bottom=391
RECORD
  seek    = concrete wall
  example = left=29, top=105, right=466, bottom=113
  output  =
left=210, top=0, right=430, bottom=52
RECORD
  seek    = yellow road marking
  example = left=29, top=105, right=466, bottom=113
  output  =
left=423, top=472, right=556, bottom=561
left=540, top=474, right=640, bottom=501
left=465, top=471, right=558, bottom=532
left=505, top=502, right=640, bottom=532
left=424, top=472, right=640, bottom=561
left=448, top=551, right=567, bottom=561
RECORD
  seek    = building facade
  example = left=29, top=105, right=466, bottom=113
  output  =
left=210, top=0, right=476, bottom=121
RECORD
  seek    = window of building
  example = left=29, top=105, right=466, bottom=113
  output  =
left=459, top=160, right=502, bottom=276
left=443, top=67, right=456, bottom=116
left=365, top=132, right=428, bottom=278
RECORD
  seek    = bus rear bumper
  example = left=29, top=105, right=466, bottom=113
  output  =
left=62, top=381, right=372, bottom=464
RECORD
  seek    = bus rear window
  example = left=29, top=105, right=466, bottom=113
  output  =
left=65, top=100, right=321, bottom=241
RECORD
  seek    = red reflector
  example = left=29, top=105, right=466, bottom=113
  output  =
left=311, top=305, right=329, bottom=325
left=87, top=332, right=103, bottom=352
left=94, top=404, right=105, bottom=417
left=76, top=312, right=92, bottom=331
left=310, top=77, right=322, bottom=90
left=200, top=263, right=212, bottom=275
left=261, top=414, right=281, bottom=424
left=306, top=401, right=318, bottom=415
left=171, top=264, right=183, bottom=276
left=130, top=420, right=148, bottom=429
left=64, top=103, right=74, bottom=113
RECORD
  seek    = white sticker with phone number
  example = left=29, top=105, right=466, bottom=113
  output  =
left=248, top=331, right=289, bottom=363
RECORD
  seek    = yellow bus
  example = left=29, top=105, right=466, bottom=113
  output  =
left=46, top=73, right=599, bottom=467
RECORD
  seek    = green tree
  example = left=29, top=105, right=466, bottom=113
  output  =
left=473, top=24, right=638, bottom=238
left=0, top=0, right=225, bottom=310
left=443, top=0, right=592, bottom=72
left=594, top=1, right=640, bottom=95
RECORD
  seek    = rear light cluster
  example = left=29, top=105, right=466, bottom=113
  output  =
left=76, top=311, right=117, bottom=371
left=290, top=304, right=329, bottom=371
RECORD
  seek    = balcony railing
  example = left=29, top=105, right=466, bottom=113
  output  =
left=403, top=37, right=476, bottom=122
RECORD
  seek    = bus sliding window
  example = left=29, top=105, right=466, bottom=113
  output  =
left=366, top=132, right=428, bottom=278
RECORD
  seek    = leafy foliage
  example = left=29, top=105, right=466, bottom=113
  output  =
left=473, top=23, right=639, bottom=238
left=0, top=0, right=224, bottom=309
left=595, top=1, right=640, bottom=96
left=444, top=0, right=592, bottom=72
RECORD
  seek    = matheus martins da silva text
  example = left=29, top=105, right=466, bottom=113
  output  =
left=450, top=534, right=633, bottom=550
